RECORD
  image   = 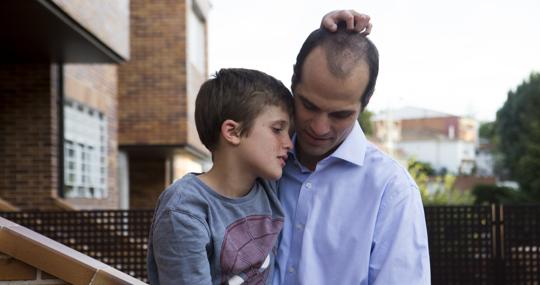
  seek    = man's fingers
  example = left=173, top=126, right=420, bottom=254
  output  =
left=321, top=16, right=338, bottom=32
left=342, top=12, right=355, bottom=30
left=321, top=10, right=372, bottom=33
left=350, top=11, right=371, bottom=33
left=361, top=22, right=373, bottom=35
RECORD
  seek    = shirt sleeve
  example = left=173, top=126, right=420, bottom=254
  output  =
left=151, top=209, right=212, bottom=285
left=369, top=172, right=431, bottom=285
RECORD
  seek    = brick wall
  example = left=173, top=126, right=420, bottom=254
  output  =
left=0, top=63, right=121, bottom=210
left=51, top=0, right=130, bottom=59
left=118, top=0, right=188, bottom=146
left=401, top=116, right=460, bottom=140
left=0, top=64, right=59, bottom=210
left=62, top=64, right=120, bottom=209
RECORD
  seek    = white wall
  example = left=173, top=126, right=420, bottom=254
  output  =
left=398, top=139, right=476, bottom=173
left=476, top=150, right=494, bottom=176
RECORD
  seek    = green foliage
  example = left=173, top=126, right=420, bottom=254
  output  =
left=515, top=121, right=540, bottom=200
left=408, top=160, right=436, bottom=176
left=358, top=110, right=374, bottom=136
left=495, top=72, right=540, bottom=200
left=478, top=121, right=495, bottom=141
left=407, top=159, right=474, bottom=205
left=472, top=184, right=533, bottom=205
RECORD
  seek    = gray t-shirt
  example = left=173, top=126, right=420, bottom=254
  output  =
left=147, top=173, right=284, bottom=285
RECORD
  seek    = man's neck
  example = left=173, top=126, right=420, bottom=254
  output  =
left=296, top=149, right=321, bottom=171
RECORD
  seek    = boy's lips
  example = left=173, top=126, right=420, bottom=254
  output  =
left=277, top=154, right=288, bottom=167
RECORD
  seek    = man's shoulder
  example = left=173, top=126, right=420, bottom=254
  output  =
left=364, top=142, right=404, bottom=170
left=364, top=141, right=417, bottom=187
left=363, top=142, right=421, bottom=205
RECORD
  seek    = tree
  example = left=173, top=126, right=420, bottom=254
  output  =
left=358, top=110, right=374, bottom=136
left=478, top=121, right=495, bottom=142
left=495, top=72, right=540, bottom=200
left=515, top=121, right=540, bottom=199
left=472, top=184, right=532, bottom=205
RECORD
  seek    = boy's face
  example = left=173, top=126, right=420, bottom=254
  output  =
left=238, top=105, right=292, bottom=180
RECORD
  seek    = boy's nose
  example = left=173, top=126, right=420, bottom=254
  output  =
left=283, top=135, right=293, bottom=150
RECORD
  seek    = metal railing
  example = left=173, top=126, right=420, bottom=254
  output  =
left=2, top=205, right=539, bottom=284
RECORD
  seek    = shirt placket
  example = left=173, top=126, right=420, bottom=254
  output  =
left=284, top=168, right=314, bottom=284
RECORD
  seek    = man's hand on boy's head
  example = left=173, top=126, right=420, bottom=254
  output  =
left=321, top=10, right=372, bottom=35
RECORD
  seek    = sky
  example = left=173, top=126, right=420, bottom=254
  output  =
left=207, top=0, right=540, bottom=122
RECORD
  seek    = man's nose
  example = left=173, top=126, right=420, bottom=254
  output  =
left=310, top=114, right=331, bottom=136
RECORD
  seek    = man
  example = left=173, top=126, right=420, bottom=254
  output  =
left=273, top=12, right=431, bottom=285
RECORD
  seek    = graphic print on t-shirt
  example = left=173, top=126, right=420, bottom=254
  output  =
left=220, top=215, right=283, bottom=285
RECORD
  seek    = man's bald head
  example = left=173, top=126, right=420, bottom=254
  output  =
left=292, top=24, right=379, bottom=110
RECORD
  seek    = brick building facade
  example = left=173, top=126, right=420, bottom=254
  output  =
left=118, top=0, right=210, bottom=209
left=0, top=0, right=209, bottom=210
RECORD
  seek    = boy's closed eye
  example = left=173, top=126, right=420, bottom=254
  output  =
left=272, top=127, right=284, bottom=133
left=271, top=121, right=289, bottom=134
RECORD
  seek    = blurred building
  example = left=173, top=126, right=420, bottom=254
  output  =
left=118, top=0, right=210, bottom=209
left=0, top=0, right=210, bottom=210
left=373, top=106, right=478, bottom=174
left=476, top=138, right=495, bottom=177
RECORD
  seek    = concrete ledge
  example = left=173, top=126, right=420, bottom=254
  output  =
left=0, top=216, right=147, bottom=285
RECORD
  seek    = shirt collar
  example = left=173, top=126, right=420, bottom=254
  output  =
left=329, top=121, right=366, bottom=166
left=288, top=121, right=367, bottom=167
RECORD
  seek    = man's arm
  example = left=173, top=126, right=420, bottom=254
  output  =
left=370, top=173, right=431, bottom=284
left=152, top=210, right=212, bottom=285
left=321, top=10, right=372, bottom=34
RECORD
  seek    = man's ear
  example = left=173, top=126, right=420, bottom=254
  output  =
left=221, top=119, right=241, bottom=146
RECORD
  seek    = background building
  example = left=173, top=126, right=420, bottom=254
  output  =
left=118, top=0, right=211, bottom=209
left=0, top=0, right=210, bottom=211
left=373, top=106, right=478, bottom=174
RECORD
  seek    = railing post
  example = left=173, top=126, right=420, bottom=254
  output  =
left=492, top=204, right=505, bottom=285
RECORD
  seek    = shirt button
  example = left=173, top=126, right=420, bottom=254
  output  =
left=305, top=182, right=312, bottom=189
left=288, top=266, right=295, bottom=273
left=296, top=223, right=304, bottom=230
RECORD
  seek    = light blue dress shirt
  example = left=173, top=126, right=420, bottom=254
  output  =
left=273, top=122, right=430, bottom=285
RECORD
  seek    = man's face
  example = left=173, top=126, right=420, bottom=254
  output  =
left=294, top=46, right=370, bottom=169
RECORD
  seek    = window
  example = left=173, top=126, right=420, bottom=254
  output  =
left=188, top=3, right=206, bottom=73
left=63, top=100, right=107, bottom=198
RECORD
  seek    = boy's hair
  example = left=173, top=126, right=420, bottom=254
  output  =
left=195, top=68, right=293, bottom=152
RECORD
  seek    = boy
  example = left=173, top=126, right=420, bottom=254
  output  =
left=147, top=68, right=293, bottom=285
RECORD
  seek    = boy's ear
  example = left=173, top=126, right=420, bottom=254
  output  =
left=221, top=119, right=241, bottom=146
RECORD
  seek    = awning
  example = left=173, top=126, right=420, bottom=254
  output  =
left=0, top=0, right=126, bottom=63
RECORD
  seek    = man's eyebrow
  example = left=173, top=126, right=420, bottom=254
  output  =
left=329, top=110, right=355, bottom=118
left=298, top=94, right=357, bottom=115
left=297, top=94, right=321, bottom=111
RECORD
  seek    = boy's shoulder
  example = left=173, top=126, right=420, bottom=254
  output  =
left=156, top=173, right=209, bottom=214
